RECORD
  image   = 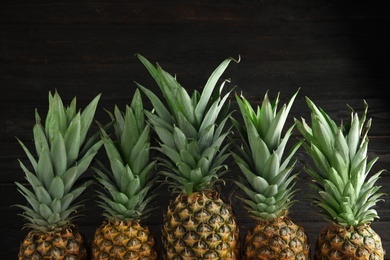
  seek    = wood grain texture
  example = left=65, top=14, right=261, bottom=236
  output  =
left=1, top=0, right=389, bottom=259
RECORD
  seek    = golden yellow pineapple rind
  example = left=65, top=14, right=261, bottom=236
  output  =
left=163, top=190, right=239, bottom=259
left=92, top=220, right=157, bottom=260
left=245, top=216, right=310, bottom=260
left=316, top=223, right=384, bottom=260
left=18, top=227, right=88, bottom=260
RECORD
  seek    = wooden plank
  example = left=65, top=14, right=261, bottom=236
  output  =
left=0, top=1, right=386, bottom=25
left=1, top=56, right=387, bottom=99
left=0, top=1, right=368, bottom=23
left=0, top=21, right=378, bottom=63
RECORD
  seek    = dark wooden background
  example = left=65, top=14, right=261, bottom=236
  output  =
left=1, top=1, right=389, bottom=259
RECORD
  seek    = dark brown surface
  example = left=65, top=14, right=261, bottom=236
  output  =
left=1, top=1, right=389, bottom=259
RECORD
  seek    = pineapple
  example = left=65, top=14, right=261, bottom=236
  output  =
left=91, top=89, right=158, bottom=259
left=231, top=90, right=310, bottom=260
left=15, top=90, right=102, bottom=259
left=295, top=97, right=386, bottom=259
left=136, top=54, right=240, bottom=259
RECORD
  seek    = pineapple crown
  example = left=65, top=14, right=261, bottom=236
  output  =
left=295, top=97, right=386, bottom=227
left=93, top=89, right=158, bottom=222
left=135, top=54, right=239, bottom=195
left=231, top=90, right=302, bottom=221
left=14, top=90, right=102, bottom=232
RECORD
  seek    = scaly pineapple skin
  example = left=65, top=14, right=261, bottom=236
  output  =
left=315, top=223, right=385, bottom=260
left=163, top=190, right=240, bottom=260
left=244, top=216, right=310, bottom=260
left=18, top=226, right=88, bottom=260
left=92, top=219, right=157, bottom=260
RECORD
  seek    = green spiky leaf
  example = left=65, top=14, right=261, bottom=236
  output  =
left=296, top=98, right=385, bottom=227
